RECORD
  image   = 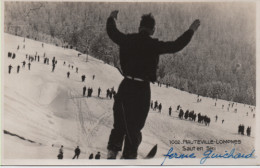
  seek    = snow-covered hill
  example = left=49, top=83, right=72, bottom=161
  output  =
left=2, top=33, right=256, bottom=164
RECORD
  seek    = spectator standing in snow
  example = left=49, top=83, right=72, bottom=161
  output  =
left=89, top=153, right=94, bottom=159
left=150, top=101, right=153, bottom=110
left=241, top=125, right=245, bottom=135
left=238, top=124, right=242, bottom=134
left=57, top=145, right=64, bottom=159
left=246, top=127, right=251, bottom=136
left=169, top=106, right=172, bottom=116
left=17, top=65, right=20, bottom=73
left=87, top=88, right=91, bottom=97
left=106, top=89, right=110, bottom=98
left=90, top=88, right=93, bottom=97
left=67, top=72, right=70, bottom=78
left=81, top=75, right=86, bottom=82
left=158, top=103, right=162, bottom=113
left=95, top=152, right=101, bottom=159
left=22, top=61, right=26, bottom=68
left=98, top=87, right=101, bottom=97
left=12, top=53, right=16, bottom=59
left=28, top=63, right=31, bottom=70
left=83, top=86, right=87, bottom=96
left=72, top=146, right=81, bottom=159
left=8, top=52, right=12, bottom=58
left=8, top=65, right=13, bottom=74
left=52, top=64, right=56, bottom=72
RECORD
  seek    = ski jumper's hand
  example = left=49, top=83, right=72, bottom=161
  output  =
left=189, top=19, right=200, bottom=32
left=110, top=10, right=119, bottom=20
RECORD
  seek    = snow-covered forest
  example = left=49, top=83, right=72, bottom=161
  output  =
left=4, top=2, right=256, bottom=105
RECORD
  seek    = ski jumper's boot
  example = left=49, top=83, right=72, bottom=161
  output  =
left=107, top=150, right=118, bottom=159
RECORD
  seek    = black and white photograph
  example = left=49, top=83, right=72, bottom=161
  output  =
left=2, top=0, right=259, bottom=165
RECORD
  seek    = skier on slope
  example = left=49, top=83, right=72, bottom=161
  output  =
left=106, top=10, right=200, bottom=159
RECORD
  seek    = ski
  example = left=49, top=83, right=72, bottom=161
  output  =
left=144, top=144, right=157, bottom=159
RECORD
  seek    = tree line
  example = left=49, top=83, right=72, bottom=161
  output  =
left=4, top=2, right=256, bottom=105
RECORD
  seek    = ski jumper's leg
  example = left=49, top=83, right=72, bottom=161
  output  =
left=107, top=80, right=126, bottom=152
left=122, top=79, right=151, bottom=159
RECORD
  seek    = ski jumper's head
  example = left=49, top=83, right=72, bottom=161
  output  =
left=139, top=13, right=155, bottom=36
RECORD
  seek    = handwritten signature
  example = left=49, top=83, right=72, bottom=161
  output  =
left=161, top=147, right=255, bottom=165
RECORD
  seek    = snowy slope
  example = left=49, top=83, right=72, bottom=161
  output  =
left=2, top=33, right=256, bottom=163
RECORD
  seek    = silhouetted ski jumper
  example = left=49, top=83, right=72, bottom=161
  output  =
left=106, top=11, right=199, bottom=159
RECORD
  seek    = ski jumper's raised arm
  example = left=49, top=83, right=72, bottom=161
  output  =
left=106, top=17, right=127, bottom=45
left=157, top=29, right=194, bottom=54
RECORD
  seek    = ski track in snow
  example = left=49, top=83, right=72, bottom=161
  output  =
left=3, top=33, right=256, bottom=160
